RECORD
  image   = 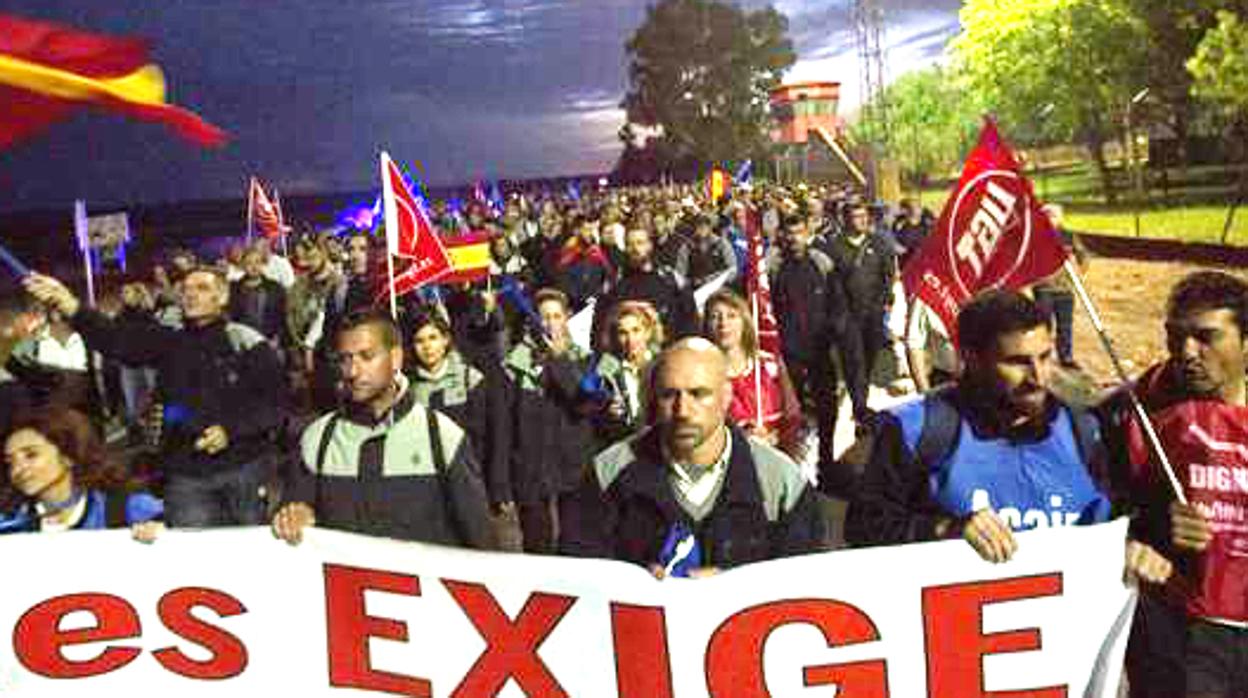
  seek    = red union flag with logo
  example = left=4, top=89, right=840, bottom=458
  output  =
left=380, top=151, right=452, bottom=296
left=902, top=119, right=1068, bottom=339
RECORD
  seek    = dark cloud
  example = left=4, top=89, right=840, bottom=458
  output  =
left=0, top=0, right=957, bottom=211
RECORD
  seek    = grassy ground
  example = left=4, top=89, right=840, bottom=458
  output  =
left=915, top=160, right=1248, bottom=245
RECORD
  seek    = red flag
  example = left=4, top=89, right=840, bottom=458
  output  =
left=380, top=151, right=452, bottom=297
left=437, top=232, right=493, bottom=286
left=744, top=207, right=780, bottom=357
left=901, top=118, right=1068, bottom=340
left=248, top=177, right=284, bottom=240
left=0, top=13, right=227, bottom=148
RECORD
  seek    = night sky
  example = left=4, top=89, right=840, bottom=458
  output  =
left=0, top=0, right=959, bottom=212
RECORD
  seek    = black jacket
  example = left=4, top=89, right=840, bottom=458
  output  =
left=826, top=232, right=897, bottom=318
left=502, top=338, right=596, bottom=502
left=228, top=278, right=287, bottom=342
left=562, top=426, right=827, bottom=568
left=287, top=384, right=494, bottom=548
left=769, top=250, right=848, bottom=363
left=71, top=309, right=284, bottom=477
left=408, top=351, right=512, bottom=506
left=591, top=267, right=698, bottom=349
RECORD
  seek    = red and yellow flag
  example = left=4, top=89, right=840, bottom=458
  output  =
left=0, top=13, right=227, bottom=148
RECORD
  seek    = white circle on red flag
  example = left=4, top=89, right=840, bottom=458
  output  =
left=944, top=169, right=1033, bottom=298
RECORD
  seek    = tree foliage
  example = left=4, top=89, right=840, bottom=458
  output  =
left=1188, top=10, right=1248, bottom=116
left=950, top=0, right=1150, bottom=200
left=617, top=0, right=795, bottom=178
left=848, top=66, right=983, bottom=184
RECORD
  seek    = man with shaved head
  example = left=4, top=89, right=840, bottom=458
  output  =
left=562, top=337, right=826, bottom=576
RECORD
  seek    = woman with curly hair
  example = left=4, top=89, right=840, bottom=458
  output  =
left=1, top=407, right=162, bottom=538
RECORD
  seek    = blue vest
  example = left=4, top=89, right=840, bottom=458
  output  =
left=892, top=397, right=1111, bottom=531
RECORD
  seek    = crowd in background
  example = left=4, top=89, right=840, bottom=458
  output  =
left=4, top=175, right=1246, bottom=697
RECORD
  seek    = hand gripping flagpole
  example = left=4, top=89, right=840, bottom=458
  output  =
left=1063, top=258, right=1187, bottom=504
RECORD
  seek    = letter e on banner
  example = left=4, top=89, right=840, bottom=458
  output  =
left=922, top=573, right=1065, bottom=698
left=13, top=593, right=142, bottom=678
left=705, top=599, right=888, bottom=698
left=152, top=587, right=249, bottom=679
left=323, top=564, right=429, bottom=697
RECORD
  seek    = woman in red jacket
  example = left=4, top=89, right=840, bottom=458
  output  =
left=702, top=289, right=808, bottom=462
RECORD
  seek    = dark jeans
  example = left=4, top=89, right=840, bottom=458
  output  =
left=785, top=350, right=845, bottom=491
left=518, top=496, right=558, bottom=555
left=1034, top=288, right=1075, bottom=364
left=1185, top=617, right=1248, bottom=698
left=1126, top=593, right=1187, bottom=698
left=164, top=461, right=269, bottom=528
left=840, top=314, right=888, bottom=420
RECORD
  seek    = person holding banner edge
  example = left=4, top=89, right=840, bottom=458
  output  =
left=272, top=309, right=494, bottom=548
left=845, top=290, right=1172, bottom=582
left=1098, top=271, right=1248, bottom=698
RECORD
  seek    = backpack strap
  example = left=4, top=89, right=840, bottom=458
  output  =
left=1064, top=403, right=1100, bottom=467
left=313, top=413, right=341, bottom=514
left=916, top=387, right=962, bottom=474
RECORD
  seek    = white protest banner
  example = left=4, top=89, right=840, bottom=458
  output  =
left=0, top=519, right=1137, bottom=697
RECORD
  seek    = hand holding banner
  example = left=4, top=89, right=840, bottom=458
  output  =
left=0, top=522, right=1137, bottom=697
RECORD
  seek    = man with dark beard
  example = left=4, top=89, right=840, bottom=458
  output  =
left=846, top=290, right=1170, bottom=581
left=590, top=225, right=697, bottom=349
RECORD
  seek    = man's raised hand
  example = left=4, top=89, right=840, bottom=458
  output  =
left=22, top=273, right=80, bottom=318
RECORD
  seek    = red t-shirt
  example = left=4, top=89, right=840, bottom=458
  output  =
left=1129, top=398, right=1248, bottom=621
left=727, top=354, right=784, bottom=433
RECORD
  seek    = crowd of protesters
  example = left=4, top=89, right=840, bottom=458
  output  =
left=3, top=177, right=1248, bottom=696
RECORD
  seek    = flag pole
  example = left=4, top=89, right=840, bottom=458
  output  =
left=274, top=188, right=289, bottom=257
left=246, top=177, right=255, bottom=243
left=386, top=251, right=398, bottom=321
left=74, top=200, right=95, bottom=308
left=750, top=289, right=764, bottom=429
left=1063, top=258, right=1187, bottom=504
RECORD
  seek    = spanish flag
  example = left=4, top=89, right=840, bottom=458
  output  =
left=0, top=13, right=227, bottom=149
left=439, top=232, right=493, bottom=285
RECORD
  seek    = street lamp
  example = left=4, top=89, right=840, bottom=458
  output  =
left=1035, top=102, right=1056, bottom=200
left=1127, top=87, right=1150, bottom=237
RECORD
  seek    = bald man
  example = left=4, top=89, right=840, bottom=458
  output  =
left=561, top=338, right=827, bottom=576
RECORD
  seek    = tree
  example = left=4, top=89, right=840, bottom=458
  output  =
left=849, top=66, right=983, bottom=188
left=1188, top=9, right=1248, bottom=239
left=951, top=0, right=1149, bottom=202
left=618, top=0, right=796, bottom=179
left=1188, top=10, right=1248, bottom=115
